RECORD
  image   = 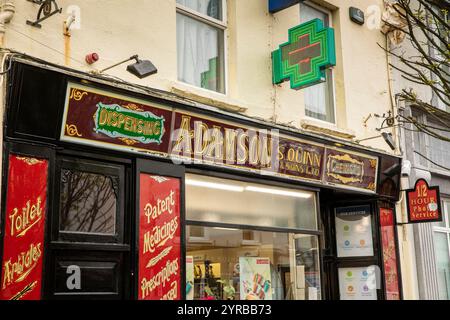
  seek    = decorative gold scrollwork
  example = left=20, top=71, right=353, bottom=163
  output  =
left=69, top=88, right=88, bottom=101
left=326, top=153, right=365, bottom=184
left=123, top=103, right=144, bottom=112
left=369, top=159, right=377, bottom=168
left=16, top=157, right=44, bottom=166
left=65, top=124, right=82, bottom=137
left=118, top=137, right=138, bottom=146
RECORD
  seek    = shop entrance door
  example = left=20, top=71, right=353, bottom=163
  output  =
left=325, top=202, right=383, bottom=300
left=289, top=234, right=322, bottom=300
left=44, top=152, right=132, bottom=299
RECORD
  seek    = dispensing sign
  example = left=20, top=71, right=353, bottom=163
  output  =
left=406, top=179, right=442, bottom=223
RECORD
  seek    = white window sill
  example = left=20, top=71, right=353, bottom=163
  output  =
left=300, top=118, right=355, bottom=140
left=412, top=163, right=450, bottom=178
left=170, top=81, right=247, bottom=113
left=427, top=167, right=450, bottom=178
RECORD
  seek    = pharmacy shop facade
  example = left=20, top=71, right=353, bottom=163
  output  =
left=0, top=60, right=402, bottom=300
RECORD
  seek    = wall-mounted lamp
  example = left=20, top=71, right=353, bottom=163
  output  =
left=94, top=55, right=157, bottom=79
left=355, top=132, right=396, bottom=150
left=349, top=7, right=364, bottom=25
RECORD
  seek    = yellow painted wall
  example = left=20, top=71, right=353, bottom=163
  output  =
left=2, top=0, right=395, bottom=152
left=0, top=0, right=419, bottom=299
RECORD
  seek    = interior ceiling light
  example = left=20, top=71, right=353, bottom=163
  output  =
left=185, top=179, right=244, bottom=192
left=186, top=178, right=312, bottom=198
left=245, top=186, right=312, bottom=199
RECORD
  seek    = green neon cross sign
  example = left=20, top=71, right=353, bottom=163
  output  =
left=272, top=19, right=336, bottom=90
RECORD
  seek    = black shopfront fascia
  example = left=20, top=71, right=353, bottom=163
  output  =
left=1, top=60, right=402, bottom=300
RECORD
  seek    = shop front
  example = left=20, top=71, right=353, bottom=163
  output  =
left=0, top=60, right=402, bottom=300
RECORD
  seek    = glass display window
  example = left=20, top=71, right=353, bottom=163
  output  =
left=185, top=173, right=321, bottom=300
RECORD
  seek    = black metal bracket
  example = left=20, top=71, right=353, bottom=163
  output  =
left=26, top=0, right=62, bottom=29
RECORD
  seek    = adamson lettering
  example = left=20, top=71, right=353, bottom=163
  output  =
left=171, top=115, right=323, bottom=179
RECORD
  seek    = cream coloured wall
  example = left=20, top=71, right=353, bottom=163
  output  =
left=1, top=0, right=395, bottom=153
left=0, top=0, right=417, bottom=300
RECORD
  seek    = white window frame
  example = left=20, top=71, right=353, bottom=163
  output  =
left=300, top=0, right=337, bottom=125
left=428, top=6, right=449, bottom=112
left=241, top=230, right=262, bottom=246
left=422, top=116, right=450, bottom=177
left=176, top=0, right=228, bottom=94
left=187, top=225, right=213, bottom=244
left=432, top=198, right=450, bottom=299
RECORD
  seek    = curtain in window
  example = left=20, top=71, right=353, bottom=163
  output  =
left=176, top=0, right=223, bottom=92
left=433, top=232, right=450, bottom=299
left=299, top=3, right=335, bottom=123
left=177, top=0, right=222, bottom=20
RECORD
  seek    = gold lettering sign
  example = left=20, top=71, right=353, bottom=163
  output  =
left=326, top=153, right=365, bottom=184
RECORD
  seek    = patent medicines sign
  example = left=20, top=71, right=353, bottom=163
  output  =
left=406, top=179, right=442, bottom=223
left=272, top=19, right=336, bottom=90
left=138, top=174, right=181, bottom=300
left=0, top=155, right=48, bottom=300
left=61, top=82, right=172, bottom=157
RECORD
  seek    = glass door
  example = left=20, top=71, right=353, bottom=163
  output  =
left=44, top=152, right=131, bottom=299
left=289, top=234, right=321, bottom=300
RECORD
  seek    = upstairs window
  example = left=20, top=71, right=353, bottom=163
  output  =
left=433, top=199, right=450, bottom=299
left=299, top=2, right=336, bottom=123
left=176, top=0, right=226, bottom=93
left=429, top=6, right=449, bottom=112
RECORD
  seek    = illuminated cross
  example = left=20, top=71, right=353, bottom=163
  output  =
left=282, top=34, right=322, bottom=75
left=272, top=19, right=336, bottom=90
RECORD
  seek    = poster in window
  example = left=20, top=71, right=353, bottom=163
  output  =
left=0, top=155, right=48, bottom=300
left=338, top=267, right=377, bottom=300
left=138, top=174, right=181, bottom=300
left=379, top=208, right=400, bottom=300
left=239, top=257, right=273, bottom=300
left=335, top=205, right=374, bottom=257
left=186, top=256, right=194, bottom=300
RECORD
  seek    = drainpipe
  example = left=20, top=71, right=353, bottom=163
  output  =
left=0, top=1, right=15, bottom=48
